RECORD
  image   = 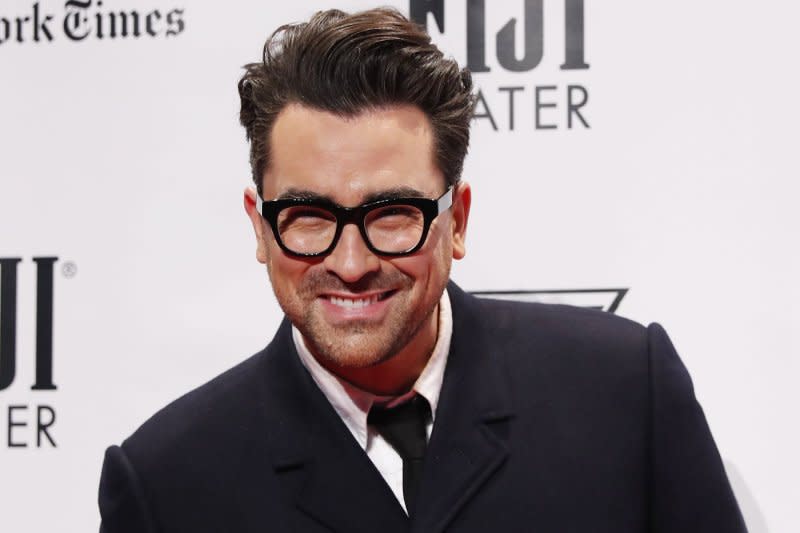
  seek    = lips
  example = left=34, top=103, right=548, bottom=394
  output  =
left=329, top=295, right=380, bottom=308
left=326, top=290, right=394, bottom=309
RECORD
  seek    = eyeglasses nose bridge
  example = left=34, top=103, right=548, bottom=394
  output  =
left=328, top=205, right=373, bottom=253
left=323, top=217, right=382, bottom=280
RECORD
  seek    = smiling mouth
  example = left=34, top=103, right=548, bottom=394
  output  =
left=326, top=290, right=395, bottom=309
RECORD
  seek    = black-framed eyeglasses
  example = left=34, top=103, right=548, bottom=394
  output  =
left=256, top=187, right=453, bottom=257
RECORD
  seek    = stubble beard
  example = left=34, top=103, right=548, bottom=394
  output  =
left=274, top=269, right=440, bottom=370
left=300, top=293, right=437, bottom=369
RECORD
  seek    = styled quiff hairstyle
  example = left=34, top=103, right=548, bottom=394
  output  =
left=238, top=8, right=474, bottom=195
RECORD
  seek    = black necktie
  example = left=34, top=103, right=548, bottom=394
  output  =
left=367, top=395, right=431, bottom=514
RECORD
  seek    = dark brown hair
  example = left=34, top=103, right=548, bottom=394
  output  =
left=238, top=8, right=474, bottom=195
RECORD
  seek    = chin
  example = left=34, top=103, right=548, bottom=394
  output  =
left=311, top=341, right=391, bottom=370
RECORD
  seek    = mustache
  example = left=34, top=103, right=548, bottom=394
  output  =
left=299, top=270, right=411, bottom=295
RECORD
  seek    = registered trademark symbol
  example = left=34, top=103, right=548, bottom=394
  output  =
left=61, top=261, right=77, bottom=278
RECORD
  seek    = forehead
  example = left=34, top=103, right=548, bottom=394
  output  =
left=263, top=103, right=443, bottom=202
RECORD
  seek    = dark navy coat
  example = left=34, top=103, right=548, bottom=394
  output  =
left=99, top=283, right=746, bottom=532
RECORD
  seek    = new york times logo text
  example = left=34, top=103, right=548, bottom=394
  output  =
left=0, top=0, right=185, bottom=45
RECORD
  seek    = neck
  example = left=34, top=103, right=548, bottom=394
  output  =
left=321, top=305, right=439, bottom=396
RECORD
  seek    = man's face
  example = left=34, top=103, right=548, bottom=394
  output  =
left=245, top=103, right=470, bottom=372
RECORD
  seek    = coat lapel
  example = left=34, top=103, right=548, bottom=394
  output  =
left=248, top=320, right=409, bottom=533
left=411, top=284, right=515, bottom=533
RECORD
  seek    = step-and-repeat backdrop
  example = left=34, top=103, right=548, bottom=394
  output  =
left=1, top=1, right=798, bottom=531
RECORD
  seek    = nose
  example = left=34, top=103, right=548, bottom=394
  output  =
left=322, top=224, right=381, bottom=282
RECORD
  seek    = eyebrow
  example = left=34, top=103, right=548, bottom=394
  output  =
left=275, top=186, right=428, bottom=204
left=364, top=186, right=427, bottom=203
left=275, top=189, right=330, bottom=202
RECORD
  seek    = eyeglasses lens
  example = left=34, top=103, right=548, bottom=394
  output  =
left=277, top=206, right=337, bottom=255
left=364, top=205, right=425, bottom=253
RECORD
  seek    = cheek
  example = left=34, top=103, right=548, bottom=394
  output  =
left=389, top=241, right=452, bottom=286
left=387, top=255, right=428, bottom=281
left=265, top=245, right=307, bottom=290
left=382, top=214, right=455, bottom=279
left=426, top=221, right=455, bottom=267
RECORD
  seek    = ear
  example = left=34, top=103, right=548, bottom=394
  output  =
left=243, top=187, right=269, bottom=264
left=450, top=181, right=471, bottom=260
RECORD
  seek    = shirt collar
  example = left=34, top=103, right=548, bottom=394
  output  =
left=292, top=288, right=453, bottom=449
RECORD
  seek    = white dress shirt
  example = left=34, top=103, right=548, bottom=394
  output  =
left=292, top=289, right=453, bottom=514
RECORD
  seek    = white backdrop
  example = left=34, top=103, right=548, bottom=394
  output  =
left=1, top=1, right=798, bottom=531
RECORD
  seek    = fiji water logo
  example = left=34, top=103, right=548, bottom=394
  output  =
left=410, top=0, right=590, bottom=131
left=473, top=288, right=628, bottom=313
left=0, top=257, right=75, bottom=449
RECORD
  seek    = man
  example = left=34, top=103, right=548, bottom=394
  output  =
left=98, top=8, right=747, bottom=533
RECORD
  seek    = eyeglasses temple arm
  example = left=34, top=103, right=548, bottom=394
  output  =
left=437, top=186, right=454, bottom=213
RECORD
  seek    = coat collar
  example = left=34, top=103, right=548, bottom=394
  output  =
left=241, top=282, right=515, bottom=533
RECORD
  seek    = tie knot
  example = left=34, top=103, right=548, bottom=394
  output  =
left=368, top=395, right=431, bottom=459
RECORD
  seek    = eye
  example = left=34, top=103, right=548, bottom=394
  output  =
left=372, top=205, right=419, bottom=219
left=378, top=205, right=417, bottom=217
left=366, top=205, right=424, bottom=229
left=277, top=206, right=336, bottom=233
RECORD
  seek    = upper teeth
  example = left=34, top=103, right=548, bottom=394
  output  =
left=330, top=295, right=381, bottom=308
